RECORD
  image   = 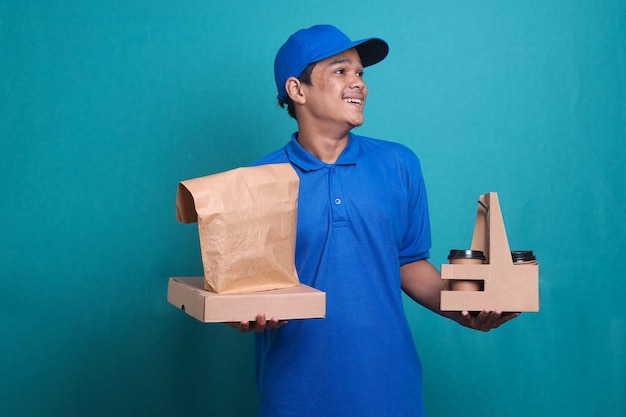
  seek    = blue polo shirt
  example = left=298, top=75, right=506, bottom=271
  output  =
left=253, top=132, right=431, bottom=417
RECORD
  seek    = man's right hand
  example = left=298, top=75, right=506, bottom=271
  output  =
left=226, top=313, right=288, bottom=333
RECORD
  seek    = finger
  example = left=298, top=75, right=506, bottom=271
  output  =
left=497, top=312, right=521, bottom=326
left=268, top=317, right=287, bottom=330
left=472, top=309, right=496, bottom=331
left=487, top=310, right=506, bottom=330
left=460, top=311, right=477, bottom=328
left=469, top=309, right=486, bottom=330
left=239, top=320, right=251, bottom=333
left=254, top=313, right=267, bottom=332
left=486, top=310, right=515, bottom=331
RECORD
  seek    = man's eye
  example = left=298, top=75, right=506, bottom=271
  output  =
left=335, top=69, right=345, bottom=74
left=357, top=71, right=364, bottom=77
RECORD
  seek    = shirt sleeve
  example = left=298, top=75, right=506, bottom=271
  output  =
left=398, top=151, right=432, bottom=265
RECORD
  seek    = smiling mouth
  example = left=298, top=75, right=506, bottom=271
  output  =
left=343, top=98, right=363, bottom=105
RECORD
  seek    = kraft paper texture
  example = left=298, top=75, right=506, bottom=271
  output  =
left=176, top=163, right=300, bottom=294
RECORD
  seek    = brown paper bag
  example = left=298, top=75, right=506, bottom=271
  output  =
left=176, top=163, right=300, bottom=294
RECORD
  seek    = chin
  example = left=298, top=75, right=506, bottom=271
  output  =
left=351, top=118, right=365, bottom=128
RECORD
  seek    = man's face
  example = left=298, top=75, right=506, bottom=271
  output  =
left=302, top=48, right=368, bottom=129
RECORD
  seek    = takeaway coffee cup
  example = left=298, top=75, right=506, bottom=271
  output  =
left=448, top=249, right=485, bottom=291
left=512, top=250, right=537, bottom=265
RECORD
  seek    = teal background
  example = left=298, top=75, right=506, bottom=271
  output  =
left=1, top=1, right=624, bottom=416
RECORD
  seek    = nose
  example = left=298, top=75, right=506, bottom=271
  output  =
left=350, top=74, right=365, bottom=90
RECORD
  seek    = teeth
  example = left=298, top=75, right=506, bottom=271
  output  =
left=344, top=98, right=362, bottom=104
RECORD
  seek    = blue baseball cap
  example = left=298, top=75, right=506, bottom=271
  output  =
left=274, top=25, right=389, bottom=101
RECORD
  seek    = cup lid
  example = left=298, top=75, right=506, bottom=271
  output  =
left=511, top=250, right=536, bottom=262
left=448, top=249, right=486, bottom=260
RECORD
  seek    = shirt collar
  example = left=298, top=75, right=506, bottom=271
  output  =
left=285, top=132, right=360, bottom=171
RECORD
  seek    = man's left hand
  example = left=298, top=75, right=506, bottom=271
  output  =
left=461, top=310, right=520, bottom=332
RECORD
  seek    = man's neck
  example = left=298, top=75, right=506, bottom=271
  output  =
left=296, top=125, right=352, bottom=164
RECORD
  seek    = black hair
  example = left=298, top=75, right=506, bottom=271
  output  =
left=278, top=62, right=316, bottom=120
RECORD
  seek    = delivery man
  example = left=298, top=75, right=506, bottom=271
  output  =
left=231, top=24, right=518, bottom=417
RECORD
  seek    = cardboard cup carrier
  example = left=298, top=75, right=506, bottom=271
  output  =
left=440, top=192, right=539, bottom=312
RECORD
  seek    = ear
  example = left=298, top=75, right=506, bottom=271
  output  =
left=285, top=77, right=306, bottom=104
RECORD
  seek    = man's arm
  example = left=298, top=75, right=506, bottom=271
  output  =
left=400, top=259, right=519, bottom=332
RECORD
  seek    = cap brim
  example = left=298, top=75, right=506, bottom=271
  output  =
left=310, top=37, right=389, bottom=68
left=355, top=38, right=389, bottom=67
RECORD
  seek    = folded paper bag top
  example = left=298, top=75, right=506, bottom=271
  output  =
left=176, top=163, right=300, bottom=294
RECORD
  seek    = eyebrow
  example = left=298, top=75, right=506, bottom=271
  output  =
left=326, top=57, right=363, bottom=67
left=328, top=57, right=351, bottom=65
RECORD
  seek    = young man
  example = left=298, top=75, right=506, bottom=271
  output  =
left=234, top=25, right=518, bottom=416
